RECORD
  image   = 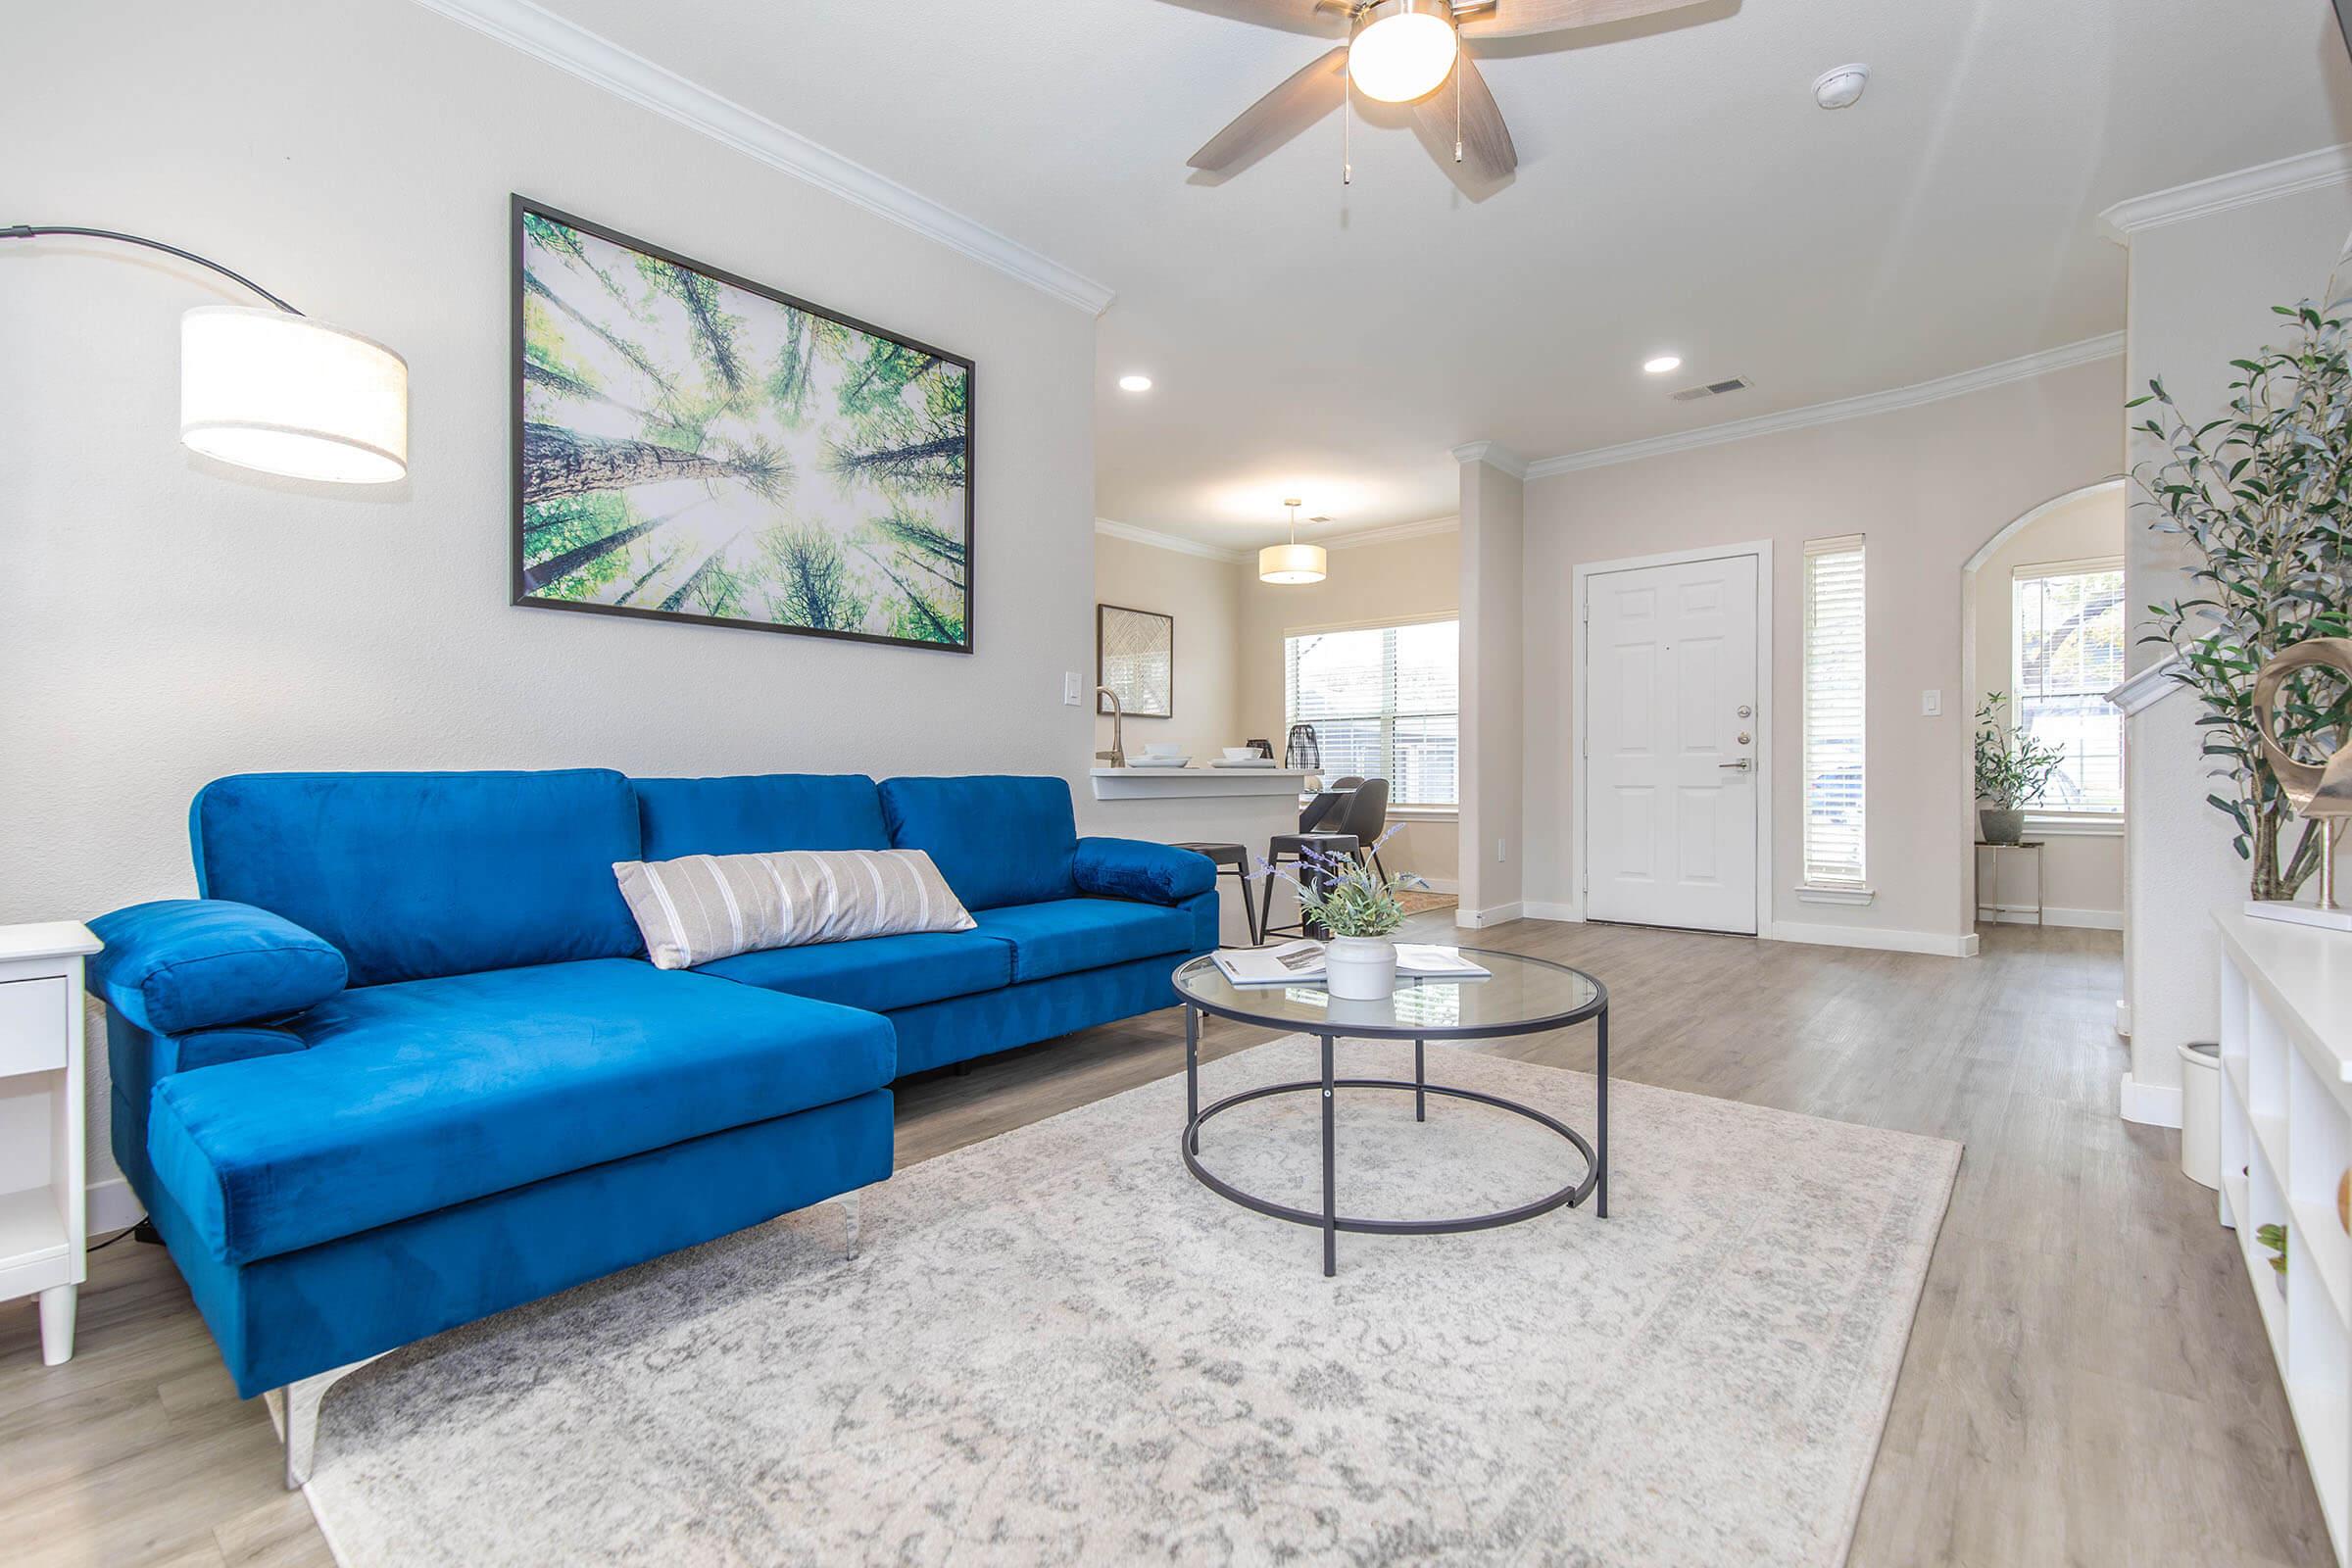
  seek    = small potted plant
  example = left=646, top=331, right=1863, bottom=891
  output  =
left=2259, top=1221, right=2288, bottom=1295
left=1974, top=692, right=2067, bottom=845
left=1262, top=833, right=1408, bottom=1000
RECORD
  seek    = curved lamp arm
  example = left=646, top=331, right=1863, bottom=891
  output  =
left=2, top=224, right=303, bottom=315
left=4, top=222, right=407, bottom=484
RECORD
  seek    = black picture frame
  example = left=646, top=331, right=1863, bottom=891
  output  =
left=509, top=194, right=977, bottom=654
left=1097, top=603, right=1175, bottom=718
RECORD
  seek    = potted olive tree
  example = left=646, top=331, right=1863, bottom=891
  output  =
left=1974, top=693, right=2066, bottom=844
left=2132, top=297, right=2352, bottom=900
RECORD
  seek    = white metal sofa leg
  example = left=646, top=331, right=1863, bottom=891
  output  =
left=266, top=1352, right=386, bottom=1490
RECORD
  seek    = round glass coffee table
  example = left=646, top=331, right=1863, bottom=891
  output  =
left=1171, top=949, right=1608, bottom=1277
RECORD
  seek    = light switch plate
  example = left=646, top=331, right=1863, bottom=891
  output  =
left=1921, top=689, right=1942, bottom=716
left=1063, top=672, right=1083, bottom=706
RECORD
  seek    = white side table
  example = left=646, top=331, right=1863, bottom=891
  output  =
left=0, top=922, right=101, bottom=1365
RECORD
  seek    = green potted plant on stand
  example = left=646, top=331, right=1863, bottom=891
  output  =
left=2132, top=295, right=2352, bottom=901
left=1974, top=692, right=2067, bottom=845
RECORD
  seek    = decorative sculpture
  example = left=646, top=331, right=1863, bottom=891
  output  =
left=2250, top=637, right=2352, bottom=915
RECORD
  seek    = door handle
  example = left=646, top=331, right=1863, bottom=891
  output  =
left=1718, top=759, right=1752, bottom=770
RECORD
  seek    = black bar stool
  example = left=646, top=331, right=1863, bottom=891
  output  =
left=1169, top=842, right=1263, bottom=946
left=1258, top=831, right=1359, bottom=942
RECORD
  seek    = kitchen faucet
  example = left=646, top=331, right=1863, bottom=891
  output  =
left=1094, top=686, right=1126, bottom=768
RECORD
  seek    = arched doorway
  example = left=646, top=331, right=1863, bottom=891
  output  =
left=1956, top=480, right=2129, bottom=941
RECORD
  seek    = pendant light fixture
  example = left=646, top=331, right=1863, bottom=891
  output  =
left=1258, top=498, right=1328, bottom=585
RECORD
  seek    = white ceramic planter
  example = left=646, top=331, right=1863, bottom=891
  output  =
left=1325, top=936, right=1398, bottom=1001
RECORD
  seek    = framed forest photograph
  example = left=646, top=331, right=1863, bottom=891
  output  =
left=510, top=196, right=974, bottom=651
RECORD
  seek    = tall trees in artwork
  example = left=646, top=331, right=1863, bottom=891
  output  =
left=516, top=209, right=969, bottom=643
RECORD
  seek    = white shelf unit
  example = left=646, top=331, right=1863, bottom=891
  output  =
left=2216, top=908, right=2352, bottom=1566
left=0, top=922, right=100, bottom=1367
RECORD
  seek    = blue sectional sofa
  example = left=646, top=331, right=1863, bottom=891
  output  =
left=84, top=769, right=1214, bottom=1446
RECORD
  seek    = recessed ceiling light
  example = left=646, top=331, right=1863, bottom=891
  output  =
left=1643, top=355, right=1683, bottom=375
left=1117, top=373, right=1152, bottom=392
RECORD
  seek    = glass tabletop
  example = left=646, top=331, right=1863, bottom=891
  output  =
left=1173, top=947, right=1604, bottom=1040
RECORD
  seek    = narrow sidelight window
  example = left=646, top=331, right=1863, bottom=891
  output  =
left=1801, top=536, right=1867, bottom=885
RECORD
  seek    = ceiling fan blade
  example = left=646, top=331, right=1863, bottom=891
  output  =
left=1458, top=0, right=1713, bottom=40
left=1188, top=46, right=1349, bottom=173
left=1413, top=49, right=1517, bottom=180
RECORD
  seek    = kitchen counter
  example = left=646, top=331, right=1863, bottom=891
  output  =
left=1089, top=766, right=1311, bottom=801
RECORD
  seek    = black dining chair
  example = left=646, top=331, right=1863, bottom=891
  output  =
left=1335, top=778, right=1392, bottom=880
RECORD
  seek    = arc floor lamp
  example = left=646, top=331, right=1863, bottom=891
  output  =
left=3, top=223, right=408, bottom=484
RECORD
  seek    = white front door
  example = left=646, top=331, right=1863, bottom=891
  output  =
left=1583, top=553, right=1760, bottom=934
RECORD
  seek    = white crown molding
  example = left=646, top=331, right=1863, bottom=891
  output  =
left=2107, top=652, right=2187, bottom=717
left=2099, top=144, right=2352, bottom=243
left=409, top=0, right=1116, bottom=316
left=1450, top=441, right=1529, bottom=479
left=1524, top=332, right=2126, bottom=479
left=1094, top=518, right=1249, bottom=564
left=1325, top=515, right=1459, bottom=551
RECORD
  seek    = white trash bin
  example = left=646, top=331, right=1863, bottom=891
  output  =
left=2179, top=1040, right=2221, bottom=1191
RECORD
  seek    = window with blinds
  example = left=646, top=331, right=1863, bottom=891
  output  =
left=1284, top=619, right=1459, bottom=807
left=2012, top=560, right=2126, bottom=813
left=1802, top=537, right=1867, bottom=885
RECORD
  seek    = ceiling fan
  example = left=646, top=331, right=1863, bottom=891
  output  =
left=1188, top=0, right=1710, bottom=184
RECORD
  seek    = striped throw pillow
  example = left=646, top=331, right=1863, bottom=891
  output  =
left=612, top=849, right=977, bottom=970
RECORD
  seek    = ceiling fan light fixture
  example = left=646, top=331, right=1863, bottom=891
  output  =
left=1348, top=0, right=1459, bottom=105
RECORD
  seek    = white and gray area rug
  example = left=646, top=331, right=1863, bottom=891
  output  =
left=301, top=1036, right=1960, bottom=1567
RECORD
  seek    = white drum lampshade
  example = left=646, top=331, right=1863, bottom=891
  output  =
left=180, top=306, right=409, bottom=483
left=1258, top=542, right=1328, bottom=584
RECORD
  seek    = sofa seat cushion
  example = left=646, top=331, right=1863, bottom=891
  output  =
left=145, top=958, right=893, bottom=1266
left=697, top=929, right=1012, bottom=1013
left=970, top=899, right=1197, bottom=983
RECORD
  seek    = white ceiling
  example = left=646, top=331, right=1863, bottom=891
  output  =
left=519, top=0, right=2352, bottom=550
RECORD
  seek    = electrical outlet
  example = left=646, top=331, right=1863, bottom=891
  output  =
left=1921, top=689, right=1942, bottom=716
left=1063, top=672, right=1082, bottom=706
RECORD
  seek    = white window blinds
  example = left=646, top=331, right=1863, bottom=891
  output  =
left=2012, top=560, right=2126, bottom=813
left=1802, top=537, right=1867, bottom=885
left=1284, top=619, right=1459, bottom=806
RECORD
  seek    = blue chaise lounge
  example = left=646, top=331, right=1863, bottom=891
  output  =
left=84, top=768, right=1215, bottom=1483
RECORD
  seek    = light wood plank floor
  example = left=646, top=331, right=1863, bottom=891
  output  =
left=0, top=918, right=2324, bottom=1566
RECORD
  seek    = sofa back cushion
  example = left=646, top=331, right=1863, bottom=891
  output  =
left=633, top=774, right=889, bottom=860
left=878, top=775, right=1079, bottom=910
left=192, top=770, right=645, bottom=987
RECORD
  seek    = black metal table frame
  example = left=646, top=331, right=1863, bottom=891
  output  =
left=1176, top=949, right=1609, bottom=1277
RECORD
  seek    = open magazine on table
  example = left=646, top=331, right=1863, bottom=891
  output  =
left=1210, top=940, right=1492, bottom=988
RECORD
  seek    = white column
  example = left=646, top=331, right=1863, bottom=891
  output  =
left=1453, top=442, right=1527, bottom=928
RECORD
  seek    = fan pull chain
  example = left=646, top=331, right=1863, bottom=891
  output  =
left=1344, top=65, right=1352, bottom=185
left=1455, top=58, right=1464, bottom=163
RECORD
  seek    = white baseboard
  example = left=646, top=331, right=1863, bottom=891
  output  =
left=1960, top=931, right=1981, bottom=957
left=87, top=1176, right=143, bottom=1235
left=1454, top=902, right=1525, bottom=929
left=1763, top=920, right=1974, bottom=957
left=2119, top=1072, right=2183, bottom=1129
left=1520, top=902, right=1584, bottom=923
left=1976, top=906, right=2124, bottom=931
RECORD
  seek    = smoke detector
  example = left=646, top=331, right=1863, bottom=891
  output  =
left=1813, top=64, right=1869, bottom=110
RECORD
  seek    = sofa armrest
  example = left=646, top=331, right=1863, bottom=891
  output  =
left=88, top=900, right=347, bottom=1035
left=1073, top=838, right=1217, bottom=906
